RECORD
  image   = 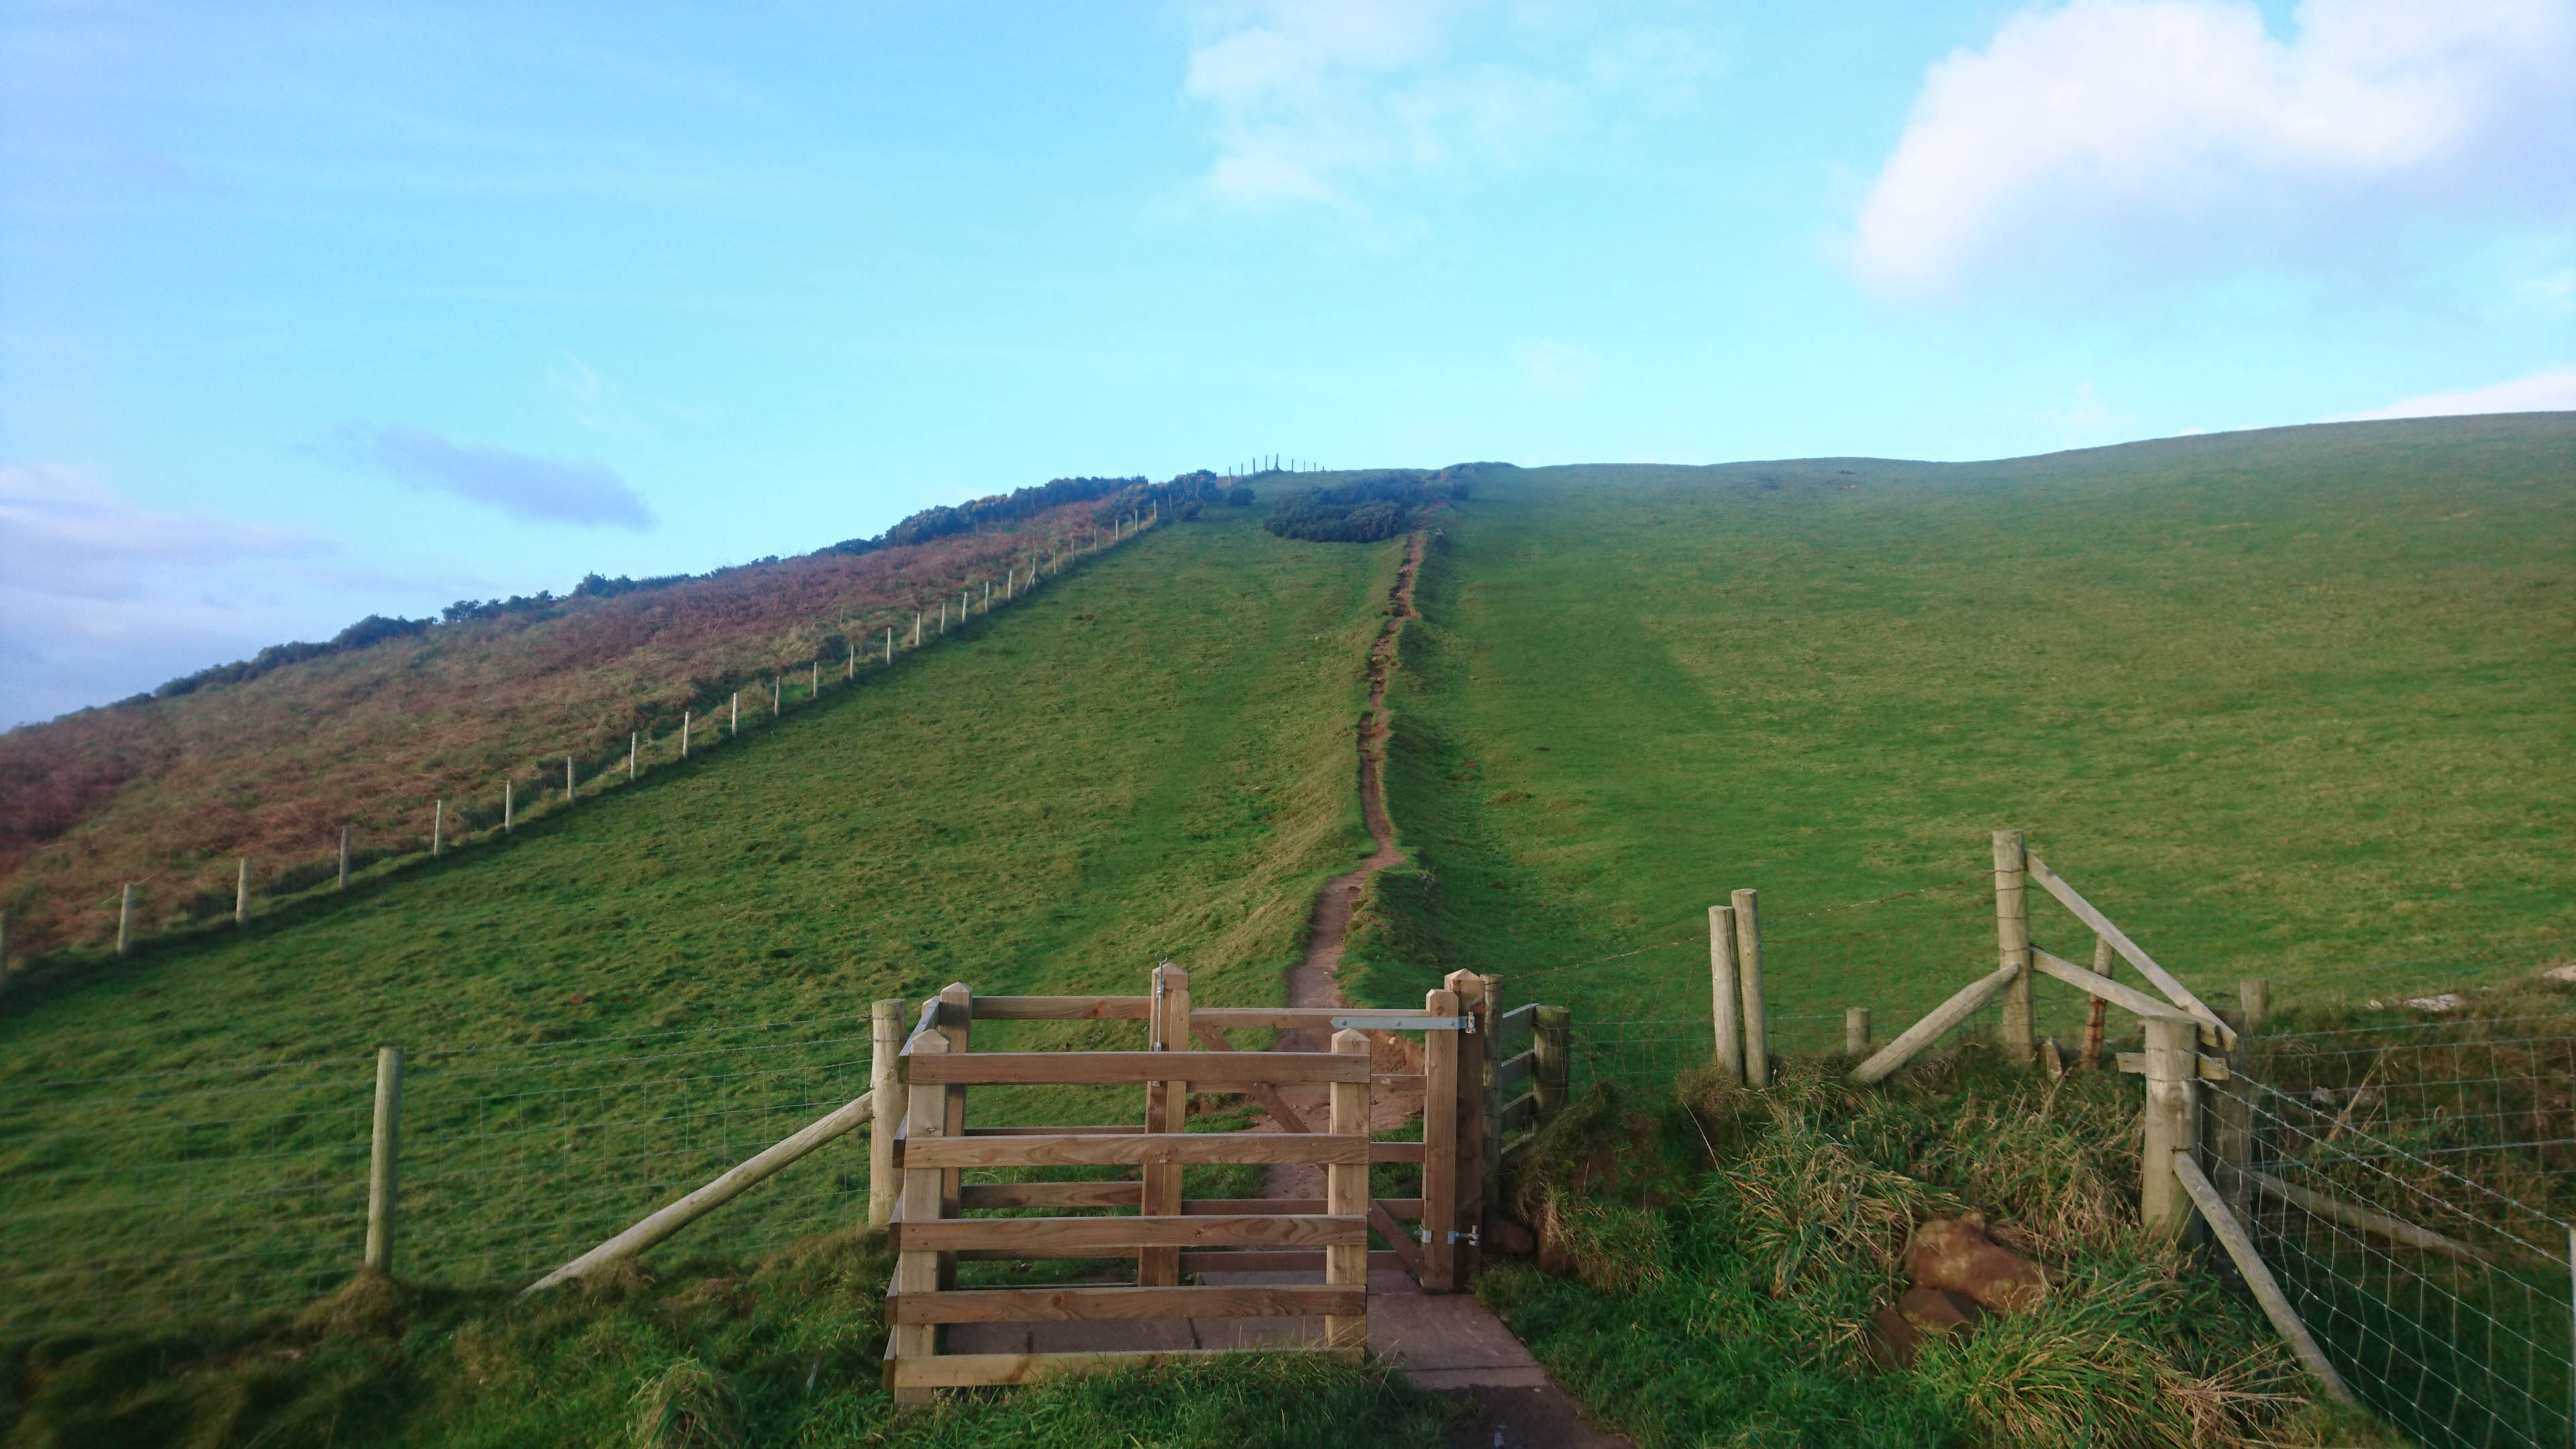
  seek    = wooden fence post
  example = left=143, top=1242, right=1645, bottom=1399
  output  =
left=1709, top=904, right=1744, bottom=1083
left=339, top=826, right=352, bottom=889
left=1843, top=1007, right=1870, bottom=1057
left=629, top=733, right=637, bottom=781
left=2141, top=1014, right=2198, bottom=1238
left=1994, top=829, right=2035, bottom=1065
left=365, top=1045, right=403, bottom=1274
left=1534, top=1005, right=1571, bottom=1116
left=2240, top=978, right=2270, bottom=1034
left=869, top=1000, right=905, bottom=1228
left=235, top=858, right=251, bottom=928
left=885, top=628, right=893, bottom=664
left=2212, top=1004, right=2254, bottom=1228
left=564, top=755, right=574, bottom=803
left=1466, top=971, right=1498, bottom=1286
left=117, top=882, right=133, bottom=957
left=2080, top=936, right=2113, bottom=1068
left=934, top=981, right=972, bottom=1287
left=504, top=780, right=514, bottom=832
left=891, top=1032, right=947, bottom=1403
left=1732, top=889, right=1769, bottom=1087
left=1142, top=965, right=1189, bottom=1287
left=433, top=801, right=443, bottom=856
left=1325, top=1028, right=1370, bottom=1348
left=731, top=692, right=739, bottom=736
left=682, top=712, right=691, bottom=758
left=1422, top=985, right=1462, bottom=1290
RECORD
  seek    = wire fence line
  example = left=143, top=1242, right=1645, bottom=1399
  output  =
left=0, top=1014, right=877, bottom=1337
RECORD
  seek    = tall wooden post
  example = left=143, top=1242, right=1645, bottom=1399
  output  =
left=1732, top=889, right=1769, bottom=1087
left=629, top=733, right=637, bottom=780
left=1994, top=829, right=2035, bottom=1065
left=892, top=1031, right=947, bottom=1401
left=1709, top=904, right=1743, bottom=1083
left=365, top=1045, right=403, bottom=1273
left=682, top=712, right=691, bottom=758
left=731, top=692, right=739, bottom=736
left=847, top=640, right=856, bottom=682
left=2240, top=978, right=2270, bottom=1035
left=1325, top=1028, right=1370, bottom=1348
left=564, top=755, right=574, bottom=803
left=934, top=982, right=971, bottom=1286
left=810, top=660, right=819, bottom=698
left=235, top=858, right=252, bottom=928
left=885, top=628, right=893, bottom=664
left=771, top=678, right=780, bottom=716
left=339, top=826, right=352, bottom=889
left=2081, top=935, right=2114, bottom=1068
left=869, top=1000, right=906, bottom=1228
left=1843, top=1008, right=1871, bottom=1057
left=504, top=780, right=514, bottom=832
left=433, top=801, right=444, bottom=856
left=1534, top=1005, right=1571, bottom=1116
left=2141, top=1015, right=2199, bottom=1238
left=912, top=611, right=921, bottom=647
left=1458, top=971, right=1496, bottom=1286
left=1421, top=986, right=1461, bottom=1291
left=1142, top=965, right=1190, bottom=1287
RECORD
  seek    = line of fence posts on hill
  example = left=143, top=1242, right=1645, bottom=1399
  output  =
left=0, top=508, right=1168, bottom=981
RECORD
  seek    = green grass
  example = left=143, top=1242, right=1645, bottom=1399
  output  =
left=1348, top=416, right=2575, bottom=1045
left=0, top=507, right=1402, bottom=1333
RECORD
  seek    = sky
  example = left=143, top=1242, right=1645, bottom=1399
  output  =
left=2, top=0, right=2571, bottom=727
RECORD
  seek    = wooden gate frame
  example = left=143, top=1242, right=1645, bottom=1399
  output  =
left=881, top=967, right=1494, bottom=1399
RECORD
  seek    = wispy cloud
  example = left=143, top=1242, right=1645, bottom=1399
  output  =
left=1852, top=0, right=2576, bottom=292
left=2335, top=365, right=2576, bottom=420
left=1180, top=1, right=1713, bottom=208
left=0, top=463, right=325, bottom=602
left=336, top=425, right=653, bottom=529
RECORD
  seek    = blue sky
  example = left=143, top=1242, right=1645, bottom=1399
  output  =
left=3, top=0, right=2571, bottom=726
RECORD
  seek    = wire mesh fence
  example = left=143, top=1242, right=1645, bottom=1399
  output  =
left=0, top=1015, right=875, bottom=1336
left=2215, top=1018, right=2576, bottom=1449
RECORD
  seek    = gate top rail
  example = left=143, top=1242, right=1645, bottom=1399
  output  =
left=897, top=1049, right=1368, bottom=1086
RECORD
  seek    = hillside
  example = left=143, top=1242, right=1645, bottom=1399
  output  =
left=1346, top=413, right=2575, bottom=1040
left=0, top=474, right=1229, bottom=962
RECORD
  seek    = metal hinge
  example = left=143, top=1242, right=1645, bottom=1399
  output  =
left=1333, top=1014, right=1473, bottom=1033
left=1416, top=1226, right=1481, bottom=1247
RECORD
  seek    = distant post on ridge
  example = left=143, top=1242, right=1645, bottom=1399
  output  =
left=116, top=883, right=135, bottom=957
left=339, top=826, right=352, bottom=890
left=235, top=857, right=252, bottom=928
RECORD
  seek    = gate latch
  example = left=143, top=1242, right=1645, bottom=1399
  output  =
left=1416, top=1226, right=1482, bottom=1247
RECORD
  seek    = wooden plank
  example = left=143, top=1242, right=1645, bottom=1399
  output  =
left=1371, top=1141, right=1426, bottom=1164
left=1180, top=1250, right=1322, bottom=1273
left=1498, top=1092, right=1538, bottom=1133
left=957, top=1181, right=1140, bottom=1210
left=890, top=1284, right=1363, bottom=1325
left=1494, top=1051, right=1535, bottom=1089
left=1188, top=1020, right=1313, bottom=1132
left=1370, top=1199, right=1426, bottom=1281
left=970, top=995, right=1152, bottom=1020
left=1143, top=965, right=1189, bottom=1288
left=1421, top=986, right=1460, bottom=1289
left=524, top=1088, right=875, bottom=1293
left=1497, top=1002, right=1538, bottom=1034
left=1466, top=973, right=1497, bottom=1287
left=936, top=983, right=972, bottom=1255
left=1373, top=1073, right=1426, bottom=1091
left=2251, top=1169, right=2491, bottom=1265
left=892, top=1346, right=1362, bottom=1390
left=1325, top=1028, right=1369, bottom=1348
left=1849, top=962, right=2021, bottom=1086
left=903, top=1051, right=1369, bottom=1086
left=908, top=1132, right=1370, bottom=1169
left=963, top=1124, right=1144, bottom=1136
left=898, top=1214, right=1366, bottom=1254
left=2172, top=1153, right=2356, bottom=1404
left=2025, top=853, right=2235, bottom=1051
left=1191, top=1007, right=1439, bottom=1030
left=2033, top=947, right=2198, bottom=1024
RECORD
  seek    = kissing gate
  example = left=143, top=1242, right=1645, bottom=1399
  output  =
left=882, top=965, right=1513, bottom=1399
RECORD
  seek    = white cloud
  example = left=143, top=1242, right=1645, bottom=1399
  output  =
left=329, top=425, right=654, bottom=529
left=1180, top=1, right=1711, bottom=207
left=2336, top=364, right=2576, bottom=419
left=0, top=464, right=323, bottom=602
left=1854, top=0, right=2576, bottom=290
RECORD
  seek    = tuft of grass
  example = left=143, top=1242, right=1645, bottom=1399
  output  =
left=630, top=1356, right=742, bottom=1449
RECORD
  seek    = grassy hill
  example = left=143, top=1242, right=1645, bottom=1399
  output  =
left=1349, top=414, right=2574, bottom=1048
left=0, top=482, right=1199, bottom=965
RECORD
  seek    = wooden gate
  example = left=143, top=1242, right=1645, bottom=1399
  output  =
left=881, top=966, right=1493, bottom=1399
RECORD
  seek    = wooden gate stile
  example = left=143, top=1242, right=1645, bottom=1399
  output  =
left=884, top=975, right=1381, bottom=1401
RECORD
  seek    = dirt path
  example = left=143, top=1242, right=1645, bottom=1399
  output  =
left=1259, top=530, right=1425, bottom=1197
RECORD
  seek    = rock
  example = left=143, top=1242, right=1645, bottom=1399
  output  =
left=1485, top=1212, right=1538, bottom=1257
left=1896, top=1285, right=1984, bottom=1337
left=1907, top=1214, right=2046, bottom=1313
left=1864, top=1305, right=1924, bottom=1369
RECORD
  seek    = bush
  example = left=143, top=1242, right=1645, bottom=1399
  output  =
left=1263, top=472, right=1459, bottom=543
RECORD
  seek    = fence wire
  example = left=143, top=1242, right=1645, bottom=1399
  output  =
left=0, top=1016, right=875, bottom=1336
left=2215, top=1021, right=2576, bottom=1449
